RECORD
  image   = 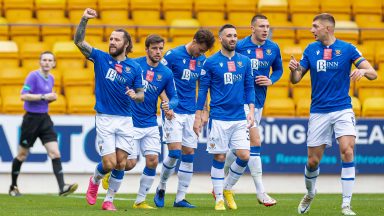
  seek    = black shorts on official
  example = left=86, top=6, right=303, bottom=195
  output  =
left=19, top=112, right=58, bottom=148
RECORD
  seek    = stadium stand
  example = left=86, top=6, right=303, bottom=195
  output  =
left=3, top=0, right=34, bottom=22
left=226, top=0, right=258, bottom=38
left=66, top=94, right=96, bottom=114
left=0, top=41, right=19, bottom=68
left=49, top=94, right=67, bottom=114
left=362, top=97, right=384, bottom=117
left=9, top=19, right=41, bottom=45
left=0, top=17, right=8, bottom=40
left=320, top=0, right=352, bottom=21
left=52, top=41, right=86, bottom=70
left=169, top=19, right=200, bottom=45
left=263, top=98, right=295, bottom=117
left=163, top=0, right=194, bottom=24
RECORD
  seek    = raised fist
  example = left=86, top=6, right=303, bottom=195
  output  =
left=83, top=8, right=97, bottom=19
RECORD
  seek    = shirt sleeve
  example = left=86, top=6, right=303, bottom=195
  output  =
left=269, top=46, right=283, bottom=84
left=165, top=72, right=179, bottom=110
left=88, top=47, right=102, bottom=63
left=244, top=58, right=255, bottom=105
left=133, top=65, right=144, bottom=89
left=161, top=50, right=173, bottom=69
left=196, top=60, right=211, bottom=110
left=21, top=73, right=35, bottom=94
left=350, top=44, right=366, bottom=67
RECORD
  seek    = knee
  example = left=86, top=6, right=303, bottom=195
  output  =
left=146, top=155, right=159, bottom=168
left=235, top=150, right=250, bottom=161
left=116, top=158, right=127, bottom=170
left=182, top=147, right=194, bottom=155
left=47, top=150, right=61, bottom=159
left=341, top=148, right=354, bottom=162
left=307, top=156, right=320, bottom=168
left=102, top=158, right=116, bottom=171
left=125, top=159, right=137, bottom=171
left=17, top=152, right=28, bottom=161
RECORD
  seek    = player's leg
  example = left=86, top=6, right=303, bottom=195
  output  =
left=102, top=116, right=134, bottom=211
left=207, top=119, right=228, bottom=210
left=298, top=113, right=331, bottom=214
left=154, top=114, right=183, bottom=207
left=10, top=113, right=38, bottom=196
left=174, top=114, right=197, bottom=208
left=134, top=127, right=160, bottom=209
left=87, top=114, right=117, bottom=205
left=334, top=109, right=357, bottom=215
left=223, top=120, right=249, bottom=210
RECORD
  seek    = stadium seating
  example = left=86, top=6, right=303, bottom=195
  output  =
left=266, top=86, right=290, bottom=99
left=99, top=0, right=130, bottom=22
left=49, top=94, right=66, bottom=114
left=351, top=96, right=361, bottom=117
left=67, top=0, right=98, bottom=23
left=258, top=0, right=289, bottom=23
left=130, top=41, right=147, bottom=58
left=9, top=19, right=41, bottom=45
left=41, top=18, right=72, bottom=46
left=169, top=19, right=200, bottom=45
left=195, top=0, right=226, bottom=27
left=19, top=42, right=51, bottom=71
left=355, top=44, right=375, bottom=66
left=334, top=21, right=359, bottom=44
left=1, top=95, right=24, bottom=114
left=64, top=86, right=94, bottom=98
left=163, top=0, right=194, bottom=24
left=295, top=98, right=311, bottom=117
left=131, top=0, right=161, bottom=23
left=52, top=41, right=85, bottom=70
left=362, top=97, right=384, bottom=117
left=263, top=98, right=295, bottom=116
left=356, top=69, right=384, bottom=103
left=352, top=0, right=382, bottom=25
left=0, top=17, right=9, bottom=40
left=62, top=68, right=94, bottom=88
left=0, top=68, right=28, bottom=85
left=320, top=0, right=352, bottom=21
left=3, top=0, right=34, bottom=22
left=51, top=69, right=62, bottom=90
left=0, top=41, right=20, bottom=68
left=35, top=0, right=66, bottom=21
left=66, top=94, right=96, bottom=114
left=226, top=0, right=257, bottom=38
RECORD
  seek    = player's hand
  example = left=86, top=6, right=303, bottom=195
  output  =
left=246, top=112, right=254, bottom=129
left=165, top=110, right=175, bottom=120
left=83, top=8, right=97, bottom=20
left=289, top=55, right=299, bottom=72
left=45, top=92, right=57, bottom=101
left=350, top=69, right=365, bottom=81
left=193, top=116, right=202, bottom=137
left=161, top=101, right=170, bottom=112
left=255, top=75, right=272, bottom=86
left=202, top=110, right=209, bottom=126
left=125, top=87, right=136, bottom=100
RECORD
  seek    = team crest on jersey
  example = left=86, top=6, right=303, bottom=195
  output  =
left=219, top=62, right=223, bottom=67
left=209, top=143, right=215, bottom=149
left=335, top=50, right=342, bottom=56
left=125, top=66, right=131, bottom=73
left=237, top=61, right=243, bottom=68
left=156, top=74, right=162, bottom=81
left=247, top=49, right=251, bottom=54
left=266, top=49, right=272, bottom=55
left=197, top=61, right=201, bottom=67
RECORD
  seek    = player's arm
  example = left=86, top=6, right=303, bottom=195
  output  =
left=350, top=60, right=377, bottom=81
left=126, top=87, right=144, bottom=102
left=245, top=59, right=255, bottom=128
left=194, top=65, right=210, bottom=136
left=163, top=77, right=179, bottom=111
left=269, top=48, right=284, bottom=84
left=74, top=8, right=96, bottom=58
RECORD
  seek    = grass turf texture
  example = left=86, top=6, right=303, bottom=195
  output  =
left=0, top=193, right=383, bottom=216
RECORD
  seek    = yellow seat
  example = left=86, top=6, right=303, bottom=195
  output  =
left=258, top=0, right=289, bottom=23
left=0, top=41, right=20, bottom=68
left=3, top=0, right=34, bottom=22
left=335, top=21, right=359, bottom=44
left=355, top=44, right=375, bottom=66
left=226, top=0, right=257, bottom=37
left=53, top=41, right=85, bottom=70
left=102, top=19, right=137, bottom=42
left=359, top=22, right=384, bottom=44
left=19, top=42, right=51, bottom=71
left=362, top=97, right=384, bottom=117
left=320, top=0, right=352, bottom=21
left=0, top=17, right=9, bottom=41
left=129, top=41, right=147, bottom=58
left=0, top=97, right=2, bottom=113
left=41, top=18, right=72, bottom=46
left=263, top=98, right=295, bottom=117
left=356, top=69, right=384, bottom=103
left=169, top=19, right=200, bottom=44
left=281, top=44, right=303, bottom=62
left=289, top=0, right=320, bottom=22
left=2, top=95, right=24, bottom=114
left=163, top=0, right=193, bottom=24
left=195, top=0, right=226, bottom=27
left=49, top=94, right=66, bottom=114
left=62, top=68, right=94, bottom=87
left=9, top=19, right=41, bottom=44
left=350, top=96, right=361, bottom=117
left=0, top=68, right=28, bottom=85
left=35, top=0, right=66, bottom=21
left=67, top=94, right=96, bottom=114
left=270, top=21, right=295, bottom=42
left=358, top=88, right=384, bottom=104
left=0, top=85, right=23, bottom=96
left=99, top=0, right=130, bottom=22
left=291, top=81, right=311, bottom=104
left=295, top=98, right=311, bottom=117
left=131, top=0, right=162, bottom=23
left=65, top=86, right=94, bottom=98
left=67, top=0, right=98, bottom=23
left=266, top=86, right=290, bottom=99
left=136, top=20, right=168, bottom=42
left=352, top=0, right=382, bottom=25
left=51, top=69, right=63, bottom=91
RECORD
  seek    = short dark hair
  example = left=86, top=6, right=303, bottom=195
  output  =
left=313, top=13, right=335, bottom=27
left=114, top=29, right=133, bottom=53
left=193, top=28, right=215, bottom=49
left=40, top=51, right=55, bottom=61
left=145, top=34, right=165, bottom=48
left=251, top=14, right=268, bottom=25
left=219, top=24, right=236, bottom=35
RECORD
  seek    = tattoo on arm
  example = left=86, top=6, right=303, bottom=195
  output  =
left=74, top=17, right=92, bottom=57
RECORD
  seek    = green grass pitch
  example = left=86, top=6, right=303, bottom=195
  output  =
left=0, top=193, right=383, bottom=216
